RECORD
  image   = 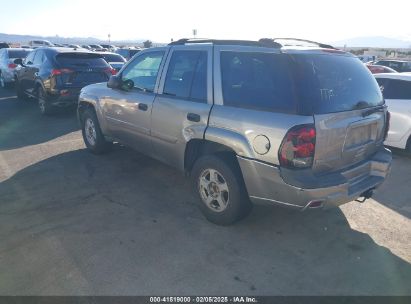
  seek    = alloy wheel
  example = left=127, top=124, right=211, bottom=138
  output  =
left=85, top=118, right=97, bottom=146
left=198, top=168, right=230, bottom=212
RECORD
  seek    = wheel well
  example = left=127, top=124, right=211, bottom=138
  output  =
left=184, top=140, right=239, bottom=174
left=78, top=101, right=96, bottom=123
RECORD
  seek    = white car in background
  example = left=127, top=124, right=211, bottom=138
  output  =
left=375, top=73, right=411, bottom=152
left=0, top=48, right=32, bottom=88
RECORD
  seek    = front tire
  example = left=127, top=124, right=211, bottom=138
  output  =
left=191, top=155, right=252, bottom=225
left=37, top=87, right=53, bottom=115
left=81, top=109, right=111, bottom=154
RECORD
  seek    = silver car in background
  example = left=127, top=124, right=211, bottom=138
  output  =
left=0, top=48, right=32, bottom=88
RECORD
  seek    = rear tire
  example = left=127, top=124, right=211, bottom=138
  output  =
left=406, top=137, right=411, bottom=154
left=81, top=109, right=111, bottom=154
left=0, top=72, right=10, bottom=89
left=15, top=79, right=27, bottom=100
left=37, top=87, right=53, bottom=115
left=191, top=155, right=252, bottom=225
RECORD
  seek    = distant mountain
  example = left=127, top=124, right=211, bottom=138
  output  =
left=0, top=32, right=146, bottom=46
left=331, top=36, right=411, bottom=48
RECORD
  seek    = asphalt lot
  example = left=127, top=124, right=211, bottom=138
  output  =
left=0, top=88, right=410, bottom=296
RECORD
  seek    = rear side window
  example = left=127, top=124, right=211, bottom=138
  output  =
left=24, top=51, right=36, bottom=65
left=378, top=79, right=411, bottom=100
left=56, top=53, right=109, bottom=68
left=291, top=54, right=383, bottom=114
left=163, top=50, right=207, bottom=102
left=220, top=52, right=296, bottom=113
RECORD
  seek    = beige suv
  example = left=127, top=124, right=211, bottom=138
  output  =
left=78, top=38, right=392, bottom=225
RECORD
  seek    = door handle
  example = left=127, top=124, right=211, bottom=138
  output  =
left=187, top=113, right=201, bottom=122
left=138, top=103, right=148, bottom=111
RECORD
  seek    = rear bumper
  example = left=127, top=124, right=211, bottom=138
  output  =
left=49, top=88, right=81, bottom=107
left=238, top=148, right=392, bottom=209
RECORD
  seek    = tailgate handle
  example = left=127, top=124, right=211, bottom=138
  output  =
left=187, top=113, right=200, bottom=122
left=138, top=103, right=148, bottom=111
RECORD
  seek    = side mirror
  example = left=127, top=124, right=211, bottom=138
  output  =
left=14, top=58, right=24, bottom=66
left=107, top=75, right=122, bottom=89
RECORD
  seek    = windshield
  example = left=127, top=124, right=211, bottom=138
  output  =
left=290, top=54, right=384, bottom=114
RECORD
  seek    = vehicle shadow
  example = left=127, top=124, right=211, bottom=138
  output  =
left=0, top=145, right=410, bottom=295
left=373, top=148, right=411, bottom=219
left=0, top=89, right=79, bottom=151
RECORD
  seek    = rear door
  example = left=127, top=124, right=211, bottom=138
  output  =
left=151, top=45, right=213, bottom=169
left=291, top=53, right=387, bottom=173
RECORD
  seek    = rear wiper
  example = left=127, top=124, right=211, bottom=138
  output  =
left=361, top=105, right=386, bottom=117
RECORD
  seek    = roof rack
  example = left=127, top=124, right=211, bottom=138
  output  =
left=168, top=38, right=282, bottom=48
left=264, top=38, right=336, bottom=49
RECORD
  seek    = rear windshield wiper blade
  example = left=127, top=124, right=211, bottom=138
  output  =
left=361, top=105, right=386, bottom=117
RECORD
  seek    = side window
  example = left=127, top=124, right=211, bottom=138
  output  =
left=163, top=50, right=207, bottom=102
left=33, top=51, right=45, bottom=65
left=220, top=51, right=295, bottom=113
left=24, top=51, right=36, bottom=65
left=382, top=79, right=411, bottom=100
left=376, top=78, right=388, bottom=94
left=121, top=51, right=164, bottom=92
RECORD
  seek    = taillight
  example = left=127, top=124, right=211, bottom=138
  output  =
left=384, top=111, right=390, bottom=140
left=279, top=125, right=316, bottom=169
left=8, top=63, right=17, bottom=69
left=51, top=68, right=74, bottom=76
left=105, top=67, right=117, bottom=75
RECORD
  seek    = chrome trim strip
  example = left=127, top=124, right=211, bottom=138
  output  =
left=249, top=195, right=303, bottom=209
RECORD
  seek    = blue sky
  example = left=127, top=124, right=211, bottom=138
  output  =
left=1, top=0, right=411, bottom=43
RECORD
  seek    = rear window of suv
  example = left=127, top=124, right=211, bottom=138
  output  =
left=56, top=53, right=109, bottom=68
left=220, top=52, right=383, bottom=115
left=291, top=54, right=384, bottom=114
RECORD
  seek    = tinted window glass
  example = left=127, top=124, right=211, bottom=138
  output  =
left=122, top=51, right=164, bottom=92
left=24, top=51, right=36, bottom=64
left=221, top=52, right=296, bottom=113
left=8, top=50, right=30, bottom=58
left=101, top=53, right=126, bottom=62
left=56, top=53, right=109, bottom=68
left=380, top=79, right=411, bottom=99
left=33, top=51, right=45, bottom=65
left=291, top=54, right=383, bottom=114
left=164, top=50, right=207, bottom=102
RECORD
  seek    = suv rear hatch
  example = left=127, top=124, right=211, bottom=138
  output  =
left=55, top=52, right=111, bottom=87
left=290, top=53, right=387, bottom=174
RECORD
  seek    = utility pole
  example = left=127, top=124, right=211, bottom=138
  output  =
left=193, top=29, right=197, bottom=38
left=108, top=33, right=111, bottom=43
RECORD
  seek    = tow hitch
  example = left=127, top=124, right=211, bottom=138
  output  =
left=355, top=188, right=374, bottom=203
